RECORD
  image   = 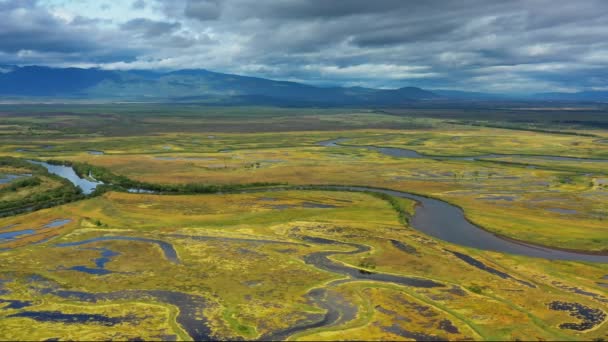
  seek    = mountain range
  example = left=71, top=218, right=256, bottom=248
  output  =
left=0, top=65, right=606, bottom=105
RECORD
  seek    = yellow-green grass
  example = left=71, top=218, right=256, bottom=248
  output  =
left=0, top=302, right=175, bottom=341
left=0, top=174, right=63, bottom=203
left=4, top=126, right=608, bottom=159
left=1, top=190, right=606, bottom=340
left=1, top=108, right=607, bottom=340
left=344, top=127, right=608, bottom=159
left=29, top=131, right=607, bottom=252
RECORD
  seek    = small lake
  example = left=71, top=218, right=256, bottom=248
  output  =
left=0, top=229, right=35, bottom=240
left=127, top=188, right=156, bottom=194
left=7, top=310, right=126, bottom=326
left=28, top=161, right=103, bottom=195
left=57, top=236, right=179, bottom=264
left=62, top=247, right=119, bottom=275
left=155, top=156, right=217, bottom=161
left=0, top=219, right=72, bottom=246
left=44, top=219, right=73, bottom=228
left=546, top=208, right=578, bottom=215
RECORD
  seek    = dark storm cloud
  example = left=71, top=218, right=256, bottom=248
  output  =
left=231, top=0, right=405, bottom=19
left=213, top=0, right=607, bottom=92
left=121, top=18, right=181, bottom=38
left=0, top=0, right=98, bottom=54
left=2, top=0, right=608, bottom=92
left=0, top=0, right=178, bottom=64
left=349, top=21, right=462, bottom=47
left=184, top=0, right=222, bottom=21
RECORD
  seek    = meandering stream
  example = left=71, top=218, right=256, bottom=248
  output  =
left=318, top=138, right=608, bottom=163
left=27, top=161, right=102, bottom=195
left=326, top=186, right=608, bottom=262
left=9, top=144, right=607, bottom=341
left=28, top=155, right=608, bottom=262
left=56, top=236, right=180, bottom=264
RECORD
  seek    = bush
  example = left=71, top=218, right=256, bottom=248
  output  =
left=467, top=285, right=484, bottom=294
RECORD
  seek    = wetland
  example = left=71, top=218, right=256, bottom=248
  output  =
left=0, top=105, right=607, bottom=341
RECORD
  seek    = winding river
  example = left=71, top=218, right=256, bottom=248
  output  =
left=25, top=277, right=214, bottom=341
left=29, top=155, right=608, bottom=262
left=299, top=235, right=443, bottom=287
left=56, top=236, right=180, bottom=264
left=28, top=161, right=102, bottom=195
left=318, top=138, right=608, bottom=163
left=12, top=154, right=608, bottom=340
left=331, top=186, right=607, bottom=262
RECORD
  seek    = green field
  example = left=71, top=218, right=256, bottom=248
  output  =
left=0, top=105, right=606, bottom=341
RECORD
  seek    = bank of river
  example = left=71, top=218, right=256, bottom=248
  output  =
left=28, top=159, right=607, bottom=262
left=27, top=161, right=102, bottom=195
left=272, top=186, right=608, bottom=263
left=56, top=236, right=179, bottom=264
left=318, top=138, right=608, bottom=163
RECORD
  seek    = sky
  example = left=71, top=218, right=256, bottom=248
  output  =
left=1, top=0, right=608, bottom=93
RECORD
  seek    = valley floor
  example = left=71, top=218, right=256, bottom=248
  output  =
left=0, top=107, right=606, bottom=340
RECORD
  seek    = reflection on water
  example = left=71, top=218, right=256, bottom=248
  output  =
left=28, top=161, right=103, bottom=195
left=336, top=186, right=608, bottom=263
left=43, top=219, right=72, bottom=228
left=0, top=229, right=35, bottom=241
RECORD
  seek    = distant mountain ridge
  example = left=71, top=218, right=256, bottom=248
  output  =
left=430, top=89, right=514, bottom=100
left=0, top=65, right=606, bottom=104
left=0, top=65, right=439, bottom=105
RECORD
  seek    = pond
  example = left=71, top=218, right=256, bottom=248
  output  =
left=56, top=236, right=180, bottom=264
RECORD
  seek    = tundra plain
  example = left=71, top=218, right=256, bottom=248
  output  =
left=0, top=105, right=607, bottom=341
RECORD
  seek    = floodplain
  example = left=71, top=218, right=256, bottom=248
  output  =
left=0, top=105, right=607, bottom=341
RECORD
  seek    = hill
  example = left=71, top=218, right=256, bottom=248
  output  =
left=0, top=65, right=439, bottom=105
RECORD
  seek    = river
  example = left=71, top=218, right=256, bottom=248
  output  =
left=28, top=156, right=608, bottom=262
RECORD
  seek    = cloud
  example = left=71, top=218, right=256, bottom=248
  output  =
left=121, top=18, right=181, bottom=38
left=308, top=64, right=438, bottom=80
left=0, top=1, right=110, bottom=56
left=131, top=0, right=146, bottom=10
left=184, top=0, right=222, bottom=21
left=1, top=0, right=607, bottom=92
left=228, top=0, right=404, bottom=20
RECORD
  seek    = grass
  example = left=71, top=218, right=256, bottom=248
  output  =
left=1, top=190, right=605, bottom=340
left=343, top=127, right=608, bottom=159
left=30, top=133, right=604, bottom=251
left=0, top=106, right=607, bottom=340
left=3, top=122, right=606, bottom=250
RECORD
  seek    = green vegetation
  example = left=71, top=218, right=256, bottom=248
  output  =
left=0, top=106, right=607, bottom=340
left=0, top=157, right=83, bottom=217
left=2, top=176, right=41, bottom=191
